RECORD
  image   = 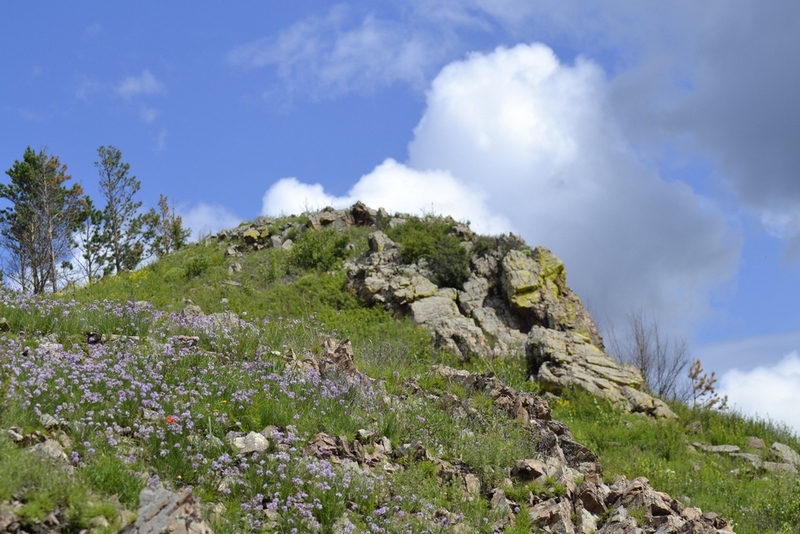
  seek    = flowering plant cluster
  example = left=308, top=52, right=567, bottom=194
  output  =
left=0, top=289, right=520, bottom=532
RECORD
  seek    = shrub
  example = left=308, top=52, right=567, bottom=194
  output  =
left=387, top=218, right=453, bottom=264
left=183, top=255, right=209, bottom=279
left=473, top=234, right=530, bottom=258
left=428, top=236, right=471, bottom=289
left=387, top=217, right=471, bottom=289
left=288, top=228, right=350, bottom=272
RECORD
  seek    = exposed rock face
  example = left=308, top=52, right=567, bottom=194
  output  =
left=527, top=327, right=677, bottom=418
left=212, top=202, right=671, bottom=419
left=347, top=229, right=604, bottom=362
left=502, top=248, right=603, bottom=349
left=121, top=486, right=213, bottom=534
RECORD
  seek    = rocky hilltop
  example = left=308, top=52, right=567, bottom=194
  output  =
left=217, top=202, right=675, bottom=420
left=7, top=202, right=796, bottom=532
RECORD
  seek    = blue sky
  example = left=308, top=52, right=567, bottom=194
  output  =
left=3, top=2, right=800, bottom=431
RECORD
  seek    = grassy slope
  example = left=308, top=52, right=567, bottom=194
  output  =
left=0, top=219, right=799, bottom=533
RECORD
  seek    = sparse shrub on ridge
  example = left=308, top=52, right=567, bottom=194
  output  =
left=387, top=217, right=471, bottom=289
left=288, top=228, right=349, bottom=271
left=387, top=217, right=452, bottom=264
left=427, top=235, right=471, bottom=289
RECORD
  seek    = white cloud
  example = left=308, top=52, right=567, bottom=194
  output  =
left=408, top=43, right=740, bottom=331
left=262, top=159, right=512, bottom=235
left=695, top=330, right=800, bottom=376
left=178, top=203, right=242, bottom=242
left=155, top=129, right=167, bottom=152
left=719, top=353, right=800, bottom=436
left=116, top=70, right=165, bottom=99
left=229, top=7, right=452, bottom=96
left=139, top=105, right=159, bottom=123
left=262, top=43, right=740, bottom=333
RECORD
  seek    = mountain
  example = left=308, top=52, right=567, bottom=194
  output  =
left=0, top=203, right=798, bottom=533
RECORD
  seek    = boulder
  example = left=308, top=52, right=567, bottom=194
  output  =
left=121, top=486, right=213, bottom=534
left=409, top=293, right=491, bottom=359
left=527, top=327, right=677, bottom=418
left=502, top=247, right=604, bottom=349
left=528, top=498, right=575, bottom=533
left=226, top=431, right=269, bottom=455
left=769, top=442, right=800, bottom=466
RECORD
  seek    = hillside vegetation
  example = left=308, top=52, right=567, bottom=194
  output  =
left=0, top=206, right=799, bottom=533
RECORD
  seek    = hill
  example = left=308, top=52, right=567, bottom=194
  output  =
left=0, top=203, right=799, bottom=533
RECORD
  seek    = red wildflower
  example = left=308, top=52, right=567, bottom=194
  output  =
left=165, top=415, right=179, bottom=424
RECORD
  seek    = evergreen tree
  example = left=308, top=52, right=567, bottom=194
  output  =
left=68, top=196, right=106, bottom=285
left=0, top=147, right=84, bottom=293
left=148, top=194, right=191, bottom=259
left=95, top=146, right=149, bottom=274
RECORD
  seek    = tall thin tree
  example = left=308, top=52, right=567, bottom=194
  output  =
left=95, top=146, right=148, bottom=274
left=0, top=147, right=84, bottom=293
left=69, top=196, right=106, bottom=285
left=148, top=194, right=192, bottom=259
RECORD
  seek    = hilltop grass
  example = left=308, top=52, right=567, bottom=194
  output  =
left=551, top=389, right=800, bottom=533
left=1, top=218, right=800, bottom=532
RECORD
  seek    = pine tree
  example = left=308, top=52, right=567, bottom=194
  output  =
left=0, top=147, right=84, bottom=293
left=68, top=196, right=107, bottom=285
left=95, top=146, right=150, bottom=274
left=148, top=194, right=192, bottom=259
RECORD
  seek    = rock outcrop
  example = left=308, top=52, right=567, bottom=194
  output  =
left=347, top=229, right=602, bottom=361
left=527, top=327, right=677, bottom=418
left=210, top=202, right=672, bottom=419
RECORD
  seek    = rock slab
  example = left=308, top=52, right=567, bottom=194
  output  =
left=121, top=487, right=213, bottom=534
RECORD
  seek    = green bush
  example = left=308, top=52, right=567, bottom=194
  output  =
left=387, top=218, right=471, bottom=289
left=183, top=255, right=209, bottom=279
left=387, top=218, right=453, bottom=264
left=473, top=234, right=530, bottom=258
left=288, top=228, right=350, bottom=272
left=428, top=236, right=471, bottom=289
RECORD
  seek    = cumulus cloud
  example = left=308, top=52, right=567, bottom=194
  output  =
left=719, top=353, right=800, bottom=435
left=229, top=6, right=454, bottom=96
left=263, top=43, right=740, bottom=332
left=116, top=70, right=166, bottom=99
left=409, top=44, right=740, bottom=330
left=695, top=330, right=800, bottom=376
left=262, top=159, right=512, bottom=235
left=178, top=203, right=242, bottom=242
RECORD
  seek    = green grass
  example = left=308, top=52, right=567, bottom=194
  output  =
left=0, top=218, right=799, bottom=533
left=551, top=388, right=800, bottom=533
left=0, top=434, right=120, bottom=532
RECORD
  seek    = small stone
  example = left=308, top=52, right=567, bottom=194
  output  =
left=746, top=436, right=765, bottom=450
left=32, top=439, right=68, bottom=463
left=770, top=442, right=800, bottom=466
left=228, top=431, right=269, bottom=455
left=511, top=459, right=549, bottom=481
left=464, top=474, right=481, bottom=497
left=356, top=429, right=375, bottom=442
